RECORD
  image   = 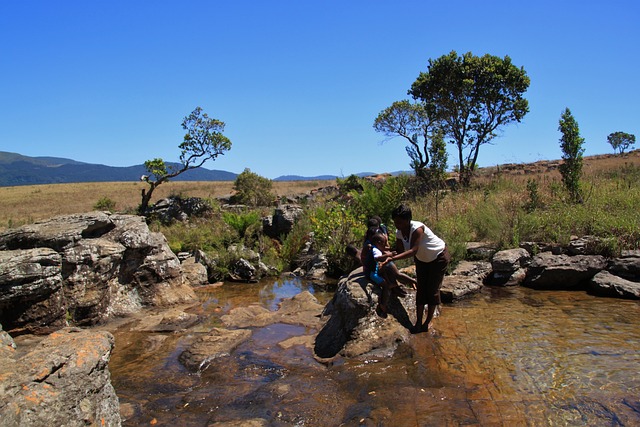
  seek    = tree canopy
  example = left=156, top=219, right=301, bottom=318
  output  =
left=139, top=107, right=232, bottom=214
left=409, top=51, right=530, bottom=186
left=607, top=131, right=636, bottom=154
left=373, top=100, right=434, bottom=178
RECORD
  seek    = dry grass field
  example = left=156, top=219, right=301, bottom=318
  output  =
left=1, top=150, right=638, bottom=233
left=0, top=179, right=334, bottom=230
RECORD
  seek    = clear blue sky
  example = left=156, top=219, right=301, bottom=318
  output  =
left=1, top=1, right=638, bottom=179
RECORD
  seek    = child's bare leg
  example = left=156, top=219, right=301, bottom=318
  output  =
left=397, top=272, right=417, bottom=289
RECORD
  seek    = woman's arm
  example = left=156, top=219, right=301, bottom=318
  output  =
left=383, top=227, right=424, bottom=265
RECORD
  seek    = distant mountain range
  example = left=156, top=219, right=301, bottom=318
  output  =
left=0, top=151, right=385, bottom=186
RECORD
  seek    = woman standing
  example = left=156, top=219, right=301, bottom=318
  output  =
left=382, top=204, right=450, bottom=333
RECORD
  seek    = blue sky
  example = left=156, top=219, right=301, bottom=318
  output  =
left=1, top=1, right=638, bottom=179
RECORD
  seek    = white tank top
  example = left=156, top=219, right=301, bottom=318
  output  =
left=396, top=220, right=445, bottom=263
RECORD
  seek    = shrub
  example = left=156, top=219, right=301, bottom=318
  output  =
left=232, top=168, right=274, bottom=206
left=94, top=196, right=116, bottom=212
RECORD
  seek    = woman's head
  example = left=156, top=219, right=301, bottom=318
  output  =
left=391, top=204, right=412, bottom=229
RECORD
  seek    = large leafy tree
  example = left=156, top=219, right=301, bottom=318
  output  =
left=558, top=108, right=585, bottom=203
left=373, top=100, right=434, bottom=178
left=139, top=107, right=232, bottom=214
left=409, top=51, right=530, bottom=186
left=607, top=131, right=636, bottom=154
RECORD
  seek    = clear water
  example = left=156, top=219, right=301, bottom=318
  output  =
left=109, top=280, right=640, bottom=426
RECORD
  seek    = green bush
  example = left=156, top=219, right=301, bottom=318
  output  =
left=94, top=196, right=116, bottom=212
left=233, top=168, right=274, bottom=206
left=222, top=211, right=261, bottom=239
left=349, top=175, right=408, bottom=225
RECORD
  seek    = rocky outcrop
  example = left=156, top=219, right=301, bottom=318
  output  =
left=0, top=212, right=196, bottom=335
left=314, top=268, right=412, bottom=360
left=146, top=195, right=212, bottom=224
left=523, top=253, right=607, bottom=290
left=0, top=327, right=121, bottom=426
left=262, top=204, right=303, bottom=239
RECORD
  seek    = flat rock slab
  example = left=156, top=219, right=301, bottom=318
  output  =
left=0, top=327, right=121, bottom=426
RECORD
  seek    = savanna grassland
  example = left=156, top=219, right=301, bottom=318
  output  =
left=1, top=150, right=639, bottom=276
left=0, top=179, right=333, bottom=231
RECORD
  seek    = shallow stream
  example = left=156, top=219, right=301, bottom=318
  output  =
left=109, top=279, right=640, bottom=426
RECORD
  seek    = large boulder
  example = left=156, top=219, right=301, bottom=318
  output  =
left=0, top=212, right=196, bottom=335
left=0, top=327, right=121, bottom=426
left=314, top=267, right=412, bottom=360
left=523, top=253, right=606, bottom=290
left=588, top=271, right=640, bottom=299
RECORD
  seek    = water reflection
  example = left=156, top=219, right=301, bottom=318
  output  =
left=109, top=280, right=640, bottom=426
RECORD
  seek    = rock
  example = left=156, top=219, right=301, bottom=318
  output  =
left=179, top=327, right=252, bottom=371
left=523, top=253, right=607, bottom=290
left=487, top=248, right=531, bottom=287
left=440, top=261, right=491, bottom=301
left=146, top=196, right=212, bottom=224
left=0, top=212, right=196, bottom=335
left=130, top=309, right=203, bottom=332
left=466, top=242, right=498, bottom=261
left=491, top=248, right=531, bottom=272
left=519, top=241, right=553, bottom=254
left=314, top=267, right=412, bottom=360
left=0, top=212, right=115, bottom=252
left=0, top=324, right=16, bottom=359
left=0, top=248, right=65, bottom=335
left=567, top=235, right=610, bottom=256
left=181, top=257, right=209, bottom=286
left=0, top=327, right=121, bottom=426
left=607, top=250, right=640, bottom=281
left=221, top=291, right=325, bottom=329
left=588, top=271, right=640, bottom=299
left=62, top=238, right=126, bottom=325
left=208, top=419, right=270, bottom=427
left=262, top=204, right=303, bottom=239
left=229, top=258, right=257, bottom=282
left=299, top=253, right=329, bottom=283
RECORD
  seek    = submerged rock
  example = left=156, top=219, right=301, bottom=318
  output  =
left=179, top=328, right=252, bottom=371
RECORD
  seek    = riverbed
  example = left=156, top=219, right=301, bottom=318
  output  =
left=108, top=279, right=640, bottom=426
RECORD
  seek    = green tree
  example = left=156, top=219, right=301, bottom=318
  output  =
left=233, top=168, right=274, bottom=206
left=409, top=51, right=530, bottom=186
left=428, top=129, right=448, bottom=219
left=373, top=100, right=434, bottom=178
left=139, top=107, right=232, bottom=214
left=607, top=131, right=636, bottom=154
left=558, top=108, right=585, bottom=203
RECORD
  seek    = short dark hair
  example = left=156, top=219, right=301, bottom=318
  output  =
left=371, top=233, right=386, bottom=245
left=391, top=204, right=412, bottom=221
left=367, top=217, right=380, bottom=228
